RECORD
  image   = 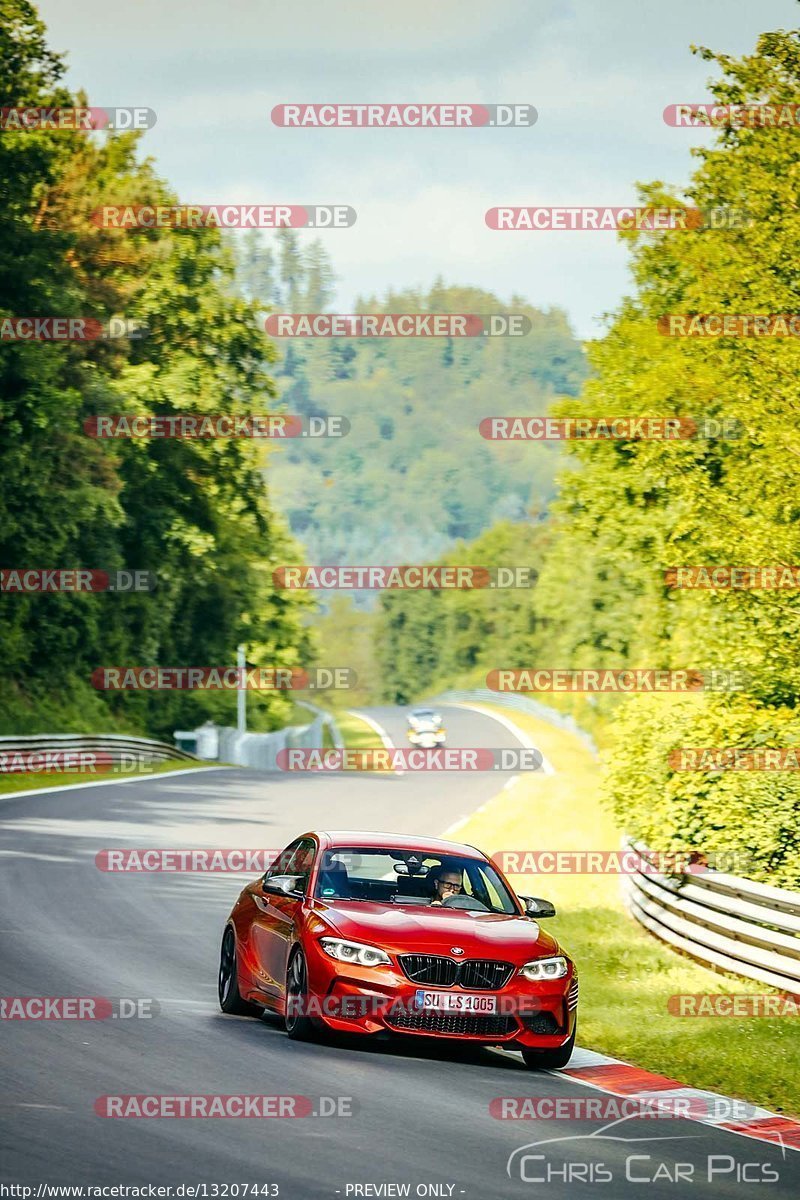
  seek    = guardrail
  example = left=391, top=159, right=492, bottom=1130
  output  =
left=0, top=732, right=198, bottom=764
left=435, top=688, right=598, bottom=753
left=622, top=839, right=800, bottom=994
left=200, top=704, right=343, bottom=771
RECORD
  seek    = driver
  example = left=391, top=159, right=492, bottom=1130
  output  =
left=430, top=868, right=463, bottom=906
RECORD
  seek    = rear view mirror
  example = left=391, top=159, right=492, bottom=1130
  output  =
left=262, top=874, right=303, bottom=896
left=519, top=895, right=556, bottom=918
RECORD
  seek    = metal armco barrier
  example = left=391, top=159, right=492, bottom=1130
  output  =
left=0, top=732, right=198, bottom=764
left=208, top=705, right=343, bottom=771
left=622, top=839, right=800, bottom=994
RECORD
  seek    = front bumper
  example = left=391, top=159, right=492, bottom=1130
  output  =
left=304, top=944, right=577, bottom=1048
left=407, top=731, right=446, bottom=747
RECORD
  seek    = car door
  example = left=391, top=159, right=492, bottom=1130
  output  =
left=248, top=837, right=317, bottom=999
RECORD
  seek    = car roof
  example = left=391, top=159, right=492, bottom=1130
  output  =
left=312, top=830, right=486, bottom=859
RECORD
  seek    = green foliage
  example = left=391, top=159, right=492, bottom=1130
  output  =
left=370, top=27, right=800, bottom=885
left=375, top=520, right=548, bottom=704
left=534, top=28, right=800, bottom=884
left=0, top=1, right=312, bottom=737
left=231, top=232, right=587, bottom=566
left=309, top=596, right=381, bottom=709
left=605, top=695, right=800, bottom=887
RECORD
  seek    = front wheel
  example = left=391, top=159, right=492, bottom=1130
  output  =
left=218, top=926, right=260, bottom=1015
left=284, top=949, right=317, bottom=1041
left=520, top=1026, right=576, bottom=1070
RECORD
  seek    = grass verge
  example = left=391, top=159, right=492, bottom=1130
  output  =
left=334, top=710, right=384, bottom=751
left=454, top=702, right=800, bottom=1117
left=0, top=759, right=221, bottom=796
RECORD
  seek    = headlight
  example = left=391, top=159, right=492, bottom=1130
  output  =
left=519, top=956, right=569, bottom=981
left=319, top=938, right=390, bottom=967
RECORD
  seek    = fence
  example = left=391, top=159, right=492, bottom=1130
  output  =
left=622, top=839, right=800, bottom=994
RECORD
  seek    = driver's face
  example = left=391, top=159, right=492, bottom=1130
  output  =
left=435, top=872, right=462, bottom=899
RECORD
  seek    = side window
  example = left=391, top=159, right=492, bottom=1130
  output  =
left=264, top=838, right=316, bottom=892
left=290, top=839, right=316, bottom=894
left=477, top=866, right=504, bottom=910
left=264, top=840, right=303, bottom=882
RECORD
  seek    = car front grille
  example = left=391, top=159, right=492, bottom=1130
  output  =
left=399, top=955, right=514, bottom=990
left=400, top=954, right=458, bottom=987
left=386, top=1007, right=517, bottom=1038
left=460, top=959, right=514, bottom=989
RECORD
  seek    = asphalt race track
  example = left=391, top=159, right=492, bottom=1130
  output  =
left=1, top=704, right=797, bottom=1197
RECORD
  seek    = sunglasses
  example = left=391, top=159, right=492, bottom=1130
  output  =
left=438, top=880, right=462, bottom=891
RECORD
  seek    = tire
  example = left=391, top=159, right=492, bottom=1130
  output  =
left=218, top=925, right=260, bottom=1016
left=284, top=948, right=316, bottom=1041
left=520, top=1026, right=576, bottom=1070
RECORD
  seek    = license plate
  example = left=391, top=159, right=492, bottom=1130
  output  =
left=415, top=990, right=497, bottom=1013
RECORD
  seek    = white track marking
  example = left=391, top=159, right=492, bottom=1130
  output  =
left=347, top=709, right=404, bottom=774
left=0, top=765, right=229, bottom=802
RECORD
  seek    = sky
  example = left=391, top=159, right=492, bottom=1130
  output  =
left=36, top=0, right=799, bottom=339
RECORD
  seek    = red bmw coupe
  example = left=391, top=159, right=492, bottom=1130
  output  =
left=218, top=830, right=578, bottom=1068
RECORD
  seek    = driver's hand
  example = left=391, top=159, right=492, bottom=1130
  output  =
left=430, top=900, right=443, bottom=906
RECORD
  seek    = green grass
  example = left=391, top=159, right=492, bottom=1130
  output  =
left=334, top=710, right=383, bottom=751
left=454, top=702, right=800, bottom=1118
left=0, top=759, right=220, bottom=796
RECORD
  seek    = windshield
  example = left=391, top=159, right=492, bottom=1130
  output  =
left=409, top=710, right=440, bottom=722
left=314, top=847, right=518, bottom=914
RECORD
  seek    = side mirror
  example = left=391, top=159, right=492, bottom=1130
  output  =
left=262, top=874, right=304, bottom=896
left=519, top=895, right=556, bottom=918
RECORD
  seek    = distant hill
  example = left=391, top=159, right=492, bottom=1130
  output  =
left=234, top=232, right=588, bottom=570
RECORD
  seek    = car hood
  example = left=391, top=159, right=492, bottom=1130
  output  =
left=313, top=900, right=561, bottom=961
